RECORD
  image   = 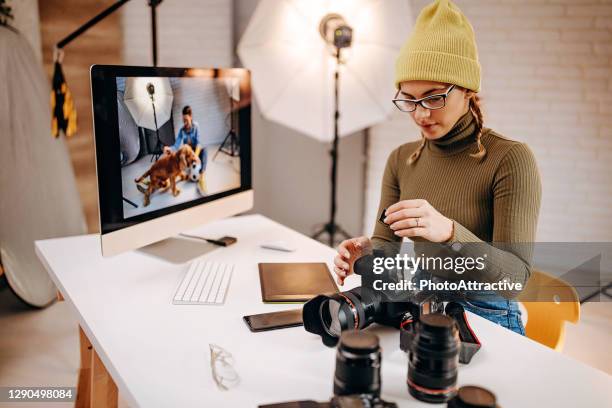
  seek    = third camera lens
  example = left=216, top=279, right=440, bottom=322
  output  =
left=334, top=331, right=382, bottom=397
left=407, top=313, right=460, bottom=403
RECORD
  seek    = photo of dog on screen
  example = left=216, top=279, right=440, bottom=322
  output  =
left=117, top=75, right=242, bottom=219
left=134, top=144, right=200, bottom=207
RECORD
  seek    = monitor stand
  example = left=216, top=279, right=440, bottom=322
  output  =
left=137, top=235, right=219, bottom=264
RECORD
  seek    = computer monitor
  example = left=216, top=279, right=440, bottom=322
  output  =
left=91, top=65, right=253, bottom=257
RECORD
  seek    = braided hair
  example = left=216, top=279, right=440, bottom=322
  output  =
left=407, top=90, right=486, bottom=165
left=468, top=93, right=486, bottom=160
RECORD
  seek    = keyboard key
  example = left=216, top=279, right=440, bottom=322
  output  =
left=173, top=260, right=233, bottom=305
left=199, top=262, right=219, bottom=303
left=183, top=260, right=204, bottom=301
left=174, top=261, right=197, bottom=302
left=215, top=265, right=233, bottom=303
left=206, top=263, right=225, bottom=303
left=191, top=262, right=212, bottom=302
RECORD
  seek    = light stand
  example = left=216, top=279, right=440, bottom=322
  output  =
left=146, top=82, right=163, bottom=161
left=149, top=0, right=162, bottom=66
left=214, top=96, right=240, bottom=160
left=311, top=14, right=353, bottom=247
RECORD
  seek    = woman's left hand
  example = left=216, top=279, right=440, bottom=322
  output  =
left=383, top=199, right=454, bottom=243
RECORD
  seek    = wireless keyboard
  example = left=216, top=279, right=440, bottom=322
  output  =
left=173, top=260, right=234, bottom=305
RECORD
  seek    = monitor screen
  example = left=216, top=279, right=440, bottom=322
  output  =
left=91, top=66, right=252, bottom=237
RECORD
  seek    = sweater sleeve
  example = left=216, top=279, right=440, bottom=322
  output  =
left=446, top=143, right=541, bottom=298
left=371, top=147, right=403, bottom=249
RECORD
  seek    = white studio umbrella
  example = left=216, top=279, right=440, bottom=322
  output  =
left=237, top=0, right=413, bottom=142
left=225, top=77, right=241, bottom=102
left=124, top=76, right=173, bottom=131
left=0, top=26, right=86, bottom=307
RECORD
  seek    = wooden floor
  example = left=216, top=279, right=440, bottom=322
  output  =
left=0, top=279, right=128, bottom=408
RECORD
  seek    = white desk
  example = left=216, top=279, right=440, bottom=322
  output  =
left=36, top=214, right=612, bottom=407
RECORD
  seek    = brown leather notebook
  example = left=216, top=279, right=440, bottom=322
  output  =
left=258, top=262, right=339, bottom=303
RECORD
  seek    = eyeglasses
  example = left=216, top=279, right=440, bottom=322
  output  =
left=209, top=343, right=240, bottom=390
left=392, top=84, right=456, bottom=112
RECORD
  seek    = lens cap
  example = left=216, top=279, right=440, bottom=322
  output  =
left=420, top=313, right=455, bottom=331
left=447, top=386, right=497, bottom=408
left=339, top=331, right=379, bottom=354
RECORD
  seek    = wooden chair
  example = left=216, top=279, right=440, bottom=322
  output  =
left=519, top=270, right=580, bottom=351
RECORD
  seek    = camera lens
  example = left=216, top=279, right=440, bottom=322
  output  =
left=407, top=314, right=459, bottom=403
left=302, top=250, right=404, bottom=348
left=305, top=287, right=383, bottom=346
left=334, top=331, right=381, bottom=397
left=320, top=299, right=344, bottom=337
left=447, top=386, right=498, bottom=408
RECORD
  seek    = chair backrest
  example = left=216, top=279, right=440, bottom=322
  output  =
left=519, top=270, right=580, bottom=351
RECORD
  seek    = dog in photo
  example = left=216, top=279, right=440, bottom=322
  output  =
left=135, top=144, right=200, bottom=206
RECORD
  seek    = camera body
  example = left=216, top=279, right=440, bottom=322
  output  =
left=303, top=250, right=480, bottom=363
left=303, top=249, right=437, bottom=347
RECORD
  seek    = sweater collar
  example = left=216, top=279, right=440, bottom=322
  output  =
left=426, top=110, right=478, bottom=156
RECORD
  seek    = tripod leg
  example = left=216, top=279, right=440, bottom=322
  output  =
left=312, top=226, right=327, bottom=240
left=213, top=131, right=232, bottom=161
left=335, top=225, right=352, bottom=240
left=122, top=197, right=138, bottom=208
left=230, top=131, right=239, bottom=156
left=311, top=222, right=352, bottom=247
left=212, top=142, right=223, bottom=161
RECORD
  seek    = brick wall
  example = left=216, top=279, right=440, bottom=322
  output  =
left=364, top=0, right=612, bottom=242
left=169, top=78, right=231, bottom=147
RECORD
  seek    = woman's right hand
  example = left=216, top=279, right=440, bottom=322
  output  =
left=333, top=236, right=372, bottom=286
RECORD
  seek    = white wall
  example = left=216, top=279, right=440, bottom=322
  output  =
left=122, top=0, right=232, bottom=67
left=364, top=0, right=612, bottom=242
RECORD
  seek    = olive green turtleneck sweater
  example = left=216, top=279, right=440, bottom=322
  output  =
left=371, top=110, right=541, bottom=298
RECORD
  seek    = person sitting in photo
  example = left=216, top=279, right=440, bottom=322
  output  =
left=169, top=105, right=208, bottom=195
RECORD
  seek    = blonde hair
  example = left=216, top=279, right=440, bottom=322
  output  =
left=468, top=94, right=486, bottom=160
left=407, top=92, right=486, bottom=165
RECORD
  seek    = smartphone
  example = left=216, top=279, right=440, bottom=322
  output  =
left=379, top=207, right=389, bottom=225
left=243, top=309, right=303, bottom=332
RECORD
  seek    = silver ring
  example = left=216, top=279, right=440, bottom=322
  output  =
left=415, top=217, right=420, bottom=227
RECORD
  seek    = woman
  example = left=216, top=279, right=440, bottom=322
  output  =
left=333, top=0, right=541, bottom=335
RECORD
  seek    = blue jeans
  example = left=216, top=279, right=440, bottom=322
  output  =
left=410, top=269, right=525, bottom=335
left=198, top=147, right=208, bottom=173
left=459, top=299, right=525, bottom=335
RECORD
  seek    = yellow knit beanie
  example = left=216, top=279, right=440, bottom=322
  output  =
left=395, top=0, right=481, bottom=92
